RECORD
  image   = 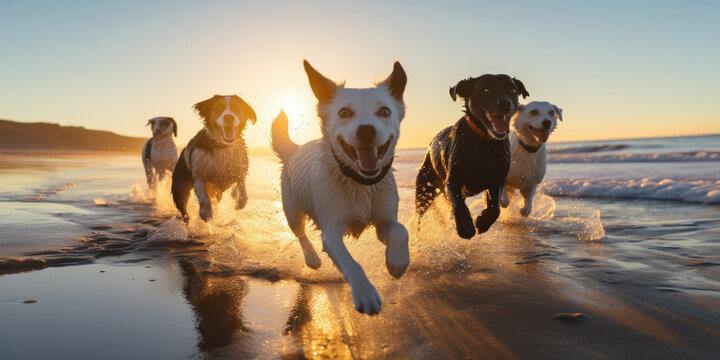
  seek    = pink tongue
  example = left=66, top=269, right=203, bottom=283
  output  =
left=535, top=129, right=549, bottom=143
left=490, top=116, right=508, bottom=133
left=357, top=146, right=379, bottom=170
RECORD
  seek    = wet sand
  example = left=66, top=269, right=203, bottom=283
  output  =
left=1, top=153, right=719, bottom=359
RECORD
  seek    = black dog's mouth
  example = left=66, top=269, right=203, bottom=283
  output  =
left=478, top=111, right=510, bottom=139
left=338, top=135, right=393, bottom=177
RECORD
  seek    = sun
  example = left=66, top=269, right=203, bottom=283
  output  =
left=275, top=90, right=320, bottom=144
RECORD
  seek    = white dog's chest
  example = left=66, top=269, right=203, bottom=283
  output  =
left=151, top=140, right=178, bottom=171
left=506, top=146, right=547, bottom=188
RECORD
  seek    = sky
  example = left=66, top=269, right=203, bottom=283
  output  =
left=1, top=0, right=718, bottom=149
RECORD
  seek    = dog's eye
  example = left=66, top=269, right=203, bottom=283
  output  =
left=376, top=107, right=391, bottom=117
left=483, top=88, right=490, bottom=94
left=510, top=89, right=517, bottom=94
left=529, top=110, right=539, bottom=116
left=549, top=110, right=555, bottom=116
left=338, top=108, right=354, bottom=118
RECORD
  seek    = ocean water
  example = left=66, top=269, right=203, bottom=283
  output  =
left=1, top=135, right=719, bottom=358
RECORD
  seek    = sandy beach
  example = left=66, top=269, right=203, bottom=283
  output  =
left=1, top=139, right=719, bottom=359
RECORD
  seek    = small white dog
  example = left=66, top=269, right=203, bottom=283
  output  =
left=142, top=116, right=178, bottom=188
left=271, top=60, right=409, bottom=315
left=502, top=101, right=563, bottom=216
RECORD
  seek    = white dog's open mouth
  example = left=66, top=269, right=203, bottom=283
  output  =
left=221, top=126, right=237, bottom=143
left=527, top=125, right=550, bottom=143
left=484, top=111, right=509, bottom=136
left=338, top=135, right=393, bottom=177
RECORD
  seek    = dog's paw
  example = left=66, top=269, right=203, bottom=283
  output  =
left=519, top=205, right=532, bottom=217
left=475, top=208, right=500, bottom=234
left=303, top=248, right=322, bottom=270
left=351, top=281, right=382, bottom=315
left=198, top=203, right=213, bottom=222
left=456, top=216, right=476, bottom=239
left=234, top=196, right=247, bottom=210
left=386, top=231, right=410, bottom=278
left=500, top=192, right=510, bottom=208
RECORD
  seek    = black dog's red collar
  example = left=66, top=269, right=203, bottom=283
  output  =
left=464, top=114, right=490, bottom=139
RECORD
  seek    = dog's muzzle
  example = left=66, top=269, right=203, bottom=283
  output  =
left=338, top=135, right=393, bottom=178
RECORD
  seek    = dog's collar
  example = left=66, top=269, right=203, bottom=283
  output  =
left=518, top=138, right=541, bottom=153
left=464, top=114, right=492, bottom=140
left=330, top=145, right=393, bottom=185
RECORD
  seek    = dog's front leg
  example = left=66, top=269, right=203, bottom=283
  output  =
left=500, top=184, right=511, bottom=208
left=447, top=177, right=475, bottom=239
left=519, top=186, right=536, bottom=217
left=232, top=180, right=248, bottom=210
left=322, top=227, right=382, bottom=315
left=194, top=180, right=213, bottom=222
left=475, top=185, right=502, bottom=234
left=376, top=222, right=409, bottom=278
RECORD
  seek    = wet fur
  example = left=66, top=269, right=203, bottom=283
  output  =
left=271, top=61, right=409, bottom=315
left=415, top=74, right=529, bottom=238
left=171, top=95, right=256, bottom=221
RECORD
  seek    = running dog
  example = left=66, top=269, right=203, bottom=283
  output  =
left=271, top=60, right=409, bottom=315
left=142, top=116, right=178, bottom=188
left=502, top=101, right=562, bottom=216
left=172, top=95, right=256, bottom=222
left=415, top=74, right=529, bottom=238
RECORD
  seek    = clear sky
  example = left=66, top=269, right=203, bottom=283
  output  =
left=1, top=0, right=718, bottom=148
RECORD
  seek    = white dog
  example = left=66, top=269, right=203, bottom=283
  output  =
left=142, top=116, right=178, bottom=188
left=271, top=60, right=409, bottom=315
left=502, top=101, right=563, bottom=216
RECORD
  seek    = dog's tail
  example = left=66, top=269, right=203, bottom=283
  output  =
left=171, top=149, right=193, bottom=220
left=271, top=111, right=299, bottom=163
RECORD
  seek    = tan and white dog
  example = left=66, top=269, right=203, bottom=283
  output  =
left=502, top=101, right=563, bottom=216
left=271, top=60, right=409, bottom=315
left=172, top=95, right=256, bottom=222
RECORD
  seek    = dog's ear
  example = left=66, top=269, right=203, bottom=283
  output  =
left=168, top=117, right=178, bottom=136
left=512, top=78, right=530, bottom=99
left=303, top=60, right=336, bottom=103
left=449, top=78, right=475, bottom=102
left=146, top=119, right=153, bottom=127
left=193, top=95, right=219, bottom=121
left=379, top=61, right=407, bottom=101
left=236, top=96, right=257, bottom=124
left=552, top=105, right=563, bottom=121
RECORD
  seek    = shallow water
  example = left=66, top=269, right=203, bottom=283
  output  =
left=1, top=136, right=719, bottom=358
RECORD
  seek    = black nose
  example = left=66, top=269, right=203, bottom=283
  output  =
left=223, top=114, right=235, bottom=123
left=356, top=125, right=377, bottom=143
left=498, top=99, right=511, bottom=114
left=542, top=120, right=552, bottom=129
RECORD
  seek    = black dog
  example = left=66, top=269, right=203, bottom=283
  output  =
left=415, top=75, right=529, bottom=238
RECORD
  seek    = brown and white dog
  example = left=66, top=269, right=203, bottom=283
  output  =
left=501, top=101, right=562, bottom=216
left=142, top=116, right=178, bottom=188
left=171, top=95, right=257, bottom=222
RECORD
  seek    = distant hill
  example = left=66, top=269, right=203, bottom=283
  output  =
left=0, top=119, right=146, bottom=152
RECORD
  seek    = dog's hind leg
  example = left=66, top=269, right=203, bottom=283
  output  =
left=321, top=225, right=382, bottom=315
left=415, top=154, right=441, bottom=220
left=284, top=198, right=321, bottom=269
left=376, top=222, right=409, bottom=278
left=475, top=185, right=502, bottom=234
left=500, top=184, right=511, bottom=208
left=171, top=151, right=193, bottom=221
